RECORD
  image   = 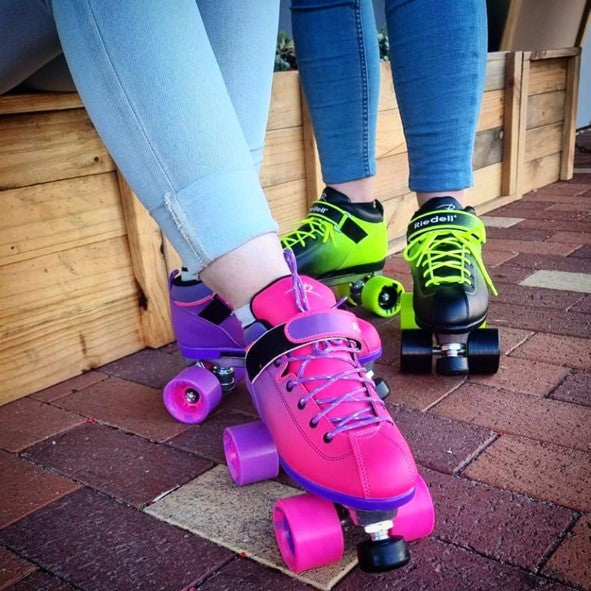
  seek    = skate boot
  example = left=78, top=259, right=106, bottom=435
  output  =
left=399, top=197, right=500, bottom=375
left=223, top=251, right=434, bottom=573
left=163, top=270, right=391, bottom=424
left=281, top=187, right=404, bottom=318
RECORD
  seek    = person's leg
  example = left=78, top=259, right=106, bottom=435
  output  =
left=49, top=0, right=287, bottom=309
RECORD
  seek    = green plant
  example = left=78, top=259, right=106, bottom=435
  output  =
left=377, top=27, right=390, bottom=61
left=275, top=31, right=297, bottom=71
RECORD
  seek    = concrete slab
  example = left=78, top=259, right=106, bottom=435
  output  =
left=520, top=270, right=591, bottom=293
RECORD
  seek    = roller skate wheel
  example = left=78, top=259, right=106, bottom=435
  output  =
left=467, top=329, right=500, bottom=374
left=400, top=330, right=432, bottom=374
left=361, top=276, right=404, bottom=318
left=223, top=421, right=279, bottom=486
left=390, top=474, right=435, bottom=542
left=273, top=493, right=344, bottom=573
left=163, top=366, right=222, bottom=424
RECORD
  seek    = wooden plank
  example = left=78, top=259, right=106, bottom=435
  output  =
left=374, top=152, right=410, bottom=202
left=528, top=59, right=567, bottom=95
left=265, top=178, right=309, bottom=234
left=502, top=52, right=525, bottom=197
left=521, top=152, right=562, bottom=193
left=560, top=55, right=581, bottom=180
left=526, top=48, right=581, bottom=61
left=301, top=96, right=324, bottom=208
left=117, top=174, right=174, bottom=347
left=516, top=57, right=530, bottom=197
left=465, top=162, right=504, bottom=206
left=267, top=71, right=302, bottom=131
left=382, top=192, right=416, bottom=244
left=162, top=236, right=183, bottom=277
left=484, top=53, right=508, bottom=92
left=473, top=127, right=504, bottom=170
left=478, top=90, right=505, bottom=131
left=376, top=109, right=406, bottom=159
left=378, top=63, right=398, bottom=111
left=526, top=90, right=566, bottom=129
left=0, top=109, right=114, bottom=191
left=0, top=173, right=125, bottom=267
left=0, top=92, right=82, bottom=116
left=525, top=122, right=563, bottom=162
left=260, top=126, right=305, bottom=188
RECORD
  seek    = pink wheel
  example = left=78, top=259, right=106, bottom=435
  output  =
left=223, top=421, right=279, bottom=485
left=390, top=475, right=435, bottom=541
left=163, top=366, right=222, bottom=424
left=273, top=494, right=344, bottom=573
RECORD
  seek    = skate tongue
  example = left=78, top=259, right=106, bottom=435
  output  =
left=417, top=196, right=463, bottom=216
left=250, top=275, right=336, bottom=328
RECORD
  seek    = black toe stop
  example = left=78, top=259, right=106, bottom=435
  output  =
left=357, top=536, right=411, bottom=573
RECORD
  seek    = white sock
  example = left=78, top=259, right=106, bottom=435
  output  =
left=234, top=303, right=256, bottom=328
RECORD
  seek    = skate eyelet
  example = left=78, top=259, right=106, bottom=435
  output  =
left=297, top=399, right=306, bottom=410
left=273, top=359, right=282, bottom=368
left=309, top=418, right=318, bottom=428
left=323, top=432, right=333, bottom=443
left=286, top=381, right=295, bottom=392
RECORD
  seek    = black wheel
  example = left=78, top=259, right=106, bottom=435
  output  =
left=357, top=536, right=410, bottom=573
left=373, top=377, right=390, bottom=400
left=400, top=330, right=432, bottom=374
left=436, top=355, right=469, bottom=375
left=467, top=328, right=500, bottom=374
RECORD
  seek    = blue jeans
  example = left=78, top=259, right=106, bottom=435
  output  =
left=1, top=0, right=279, bottom=274
left=291, top=0, right=488, bottom=192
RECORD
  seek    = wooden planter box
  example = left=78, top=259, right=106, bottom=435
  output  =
left=0, top=49, right=580, bottom=405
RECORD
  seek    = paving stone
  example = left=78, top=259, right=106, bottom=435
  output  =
left=570, top=293, right=591, bottom=313
left=24, top=423, right=213, bottom=507
left=337, top=537, right=573, bottom=591
left=518, top=219, right=591, bottom=233
left=494, top=283, right=584, bottom=311
left=489, top=301, right=591, bottom=338
left=510, top=253, right=591, bottom=273
left=491, top=263, right=537, bottom=284
left=481, top=215, right=525, bottom=227
left=6, top=572, right=78, bottom=591
left=0, top=451, right=79, bottom=529
left=216, top=382, right=258, bottom=417
left=550, top=372, right=591, bottom=406
left=543, top=514, right=591, bottom=591
left=0, top=488, right=232, bottom=591
left=146, top=465, right=358, bottom=591
left=99, top=348, right=187, bottom=389
left=494, top=208, right=587, bottom=221
left=569, top=244, right=591, bottom=258
left=488, top=226, right=554, bottom=242
left=547, top=231, right=591, bottom=244
left=493, top=201, right=555, bottom=214
left=387, top=406, right=496, bottom=474
left=167, top=410, right=253, bottom=464
left=423, top=468, right=574, bottom=570
left=383, top=256, right=408, bottom=276
left=547, top=201, right=590, bottom=212
left=510, top=333, right=591, bottom=370
left=464, top=435, right=591, bottom=512
left=520, top=271, right=591, bottom=294
left=0, top=547, right=35, bottom=590
left=55, top=377, right=191, bottom=442
left=525, top=182, right=590, bottom=197
left=0, top=399, right=84, bottom=453
left=376, top=318, right=402, bottom=366
left=432, top=382, right=591, bottom=451
left=498, top=327, right=535, bottom=355
left=483, top=250, right=518, bottom=268
left=198, top=557, right=315, bottom=591
left=486, top=239, right=579, bottom=256
left=469, top=356, right=570, bottom=397
left=31, top=371, right=109, bottom=403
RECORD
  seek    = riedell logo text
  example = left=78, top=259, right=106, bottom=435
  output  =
left=311, top=206, right=329, bottom=214
left=412, top=214, right=457, bottom=230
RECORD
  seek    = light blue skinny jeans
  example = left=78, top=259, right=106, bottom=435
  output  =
left=0, top=0, right=280, bottom=275
left=291, top=0, right=488, bottom=192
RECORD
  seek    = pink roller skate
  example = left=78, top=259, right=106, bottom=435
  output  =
left=223, top=252, right=434, bottom=573
left=163, top=271, right=389, bottom=424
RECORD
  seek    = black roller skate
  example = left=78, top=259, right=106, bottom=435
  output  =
left=399, top=197, right=500, bottom=375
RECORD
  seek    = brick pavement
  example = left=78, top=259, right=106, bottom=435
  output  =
left=1, top=162, right=590, bottom=590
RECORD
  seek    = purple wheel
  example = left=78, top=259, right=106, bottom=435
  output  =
left=223, top=421, right=279, bottom=486
left=390, top=475, right=435, bottom=541
left=273, top=493, right=344, bottom=573
left=163, top=366, right=222, bottom=424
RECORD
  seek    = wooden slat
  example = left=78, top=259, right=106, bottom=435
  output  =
left=260, top=127, right=305, bottom=188
left=473, top=127, right=504, bottom=170
left=465, top=162, right=504, bottom=206
left=0, top=109, right=114, bottom=191
left=521, top=152, right=562, bottom=193
left=484, top=54, right=508, bottom=92
left=560, top=54, right=581, bottom=180
left=378, top=63, right=398, bottom=111
left=301, top=96, right=324, bottom=208
left=526, top=91, right=566, bottom=129
left=0, top=92, right=82, bottom=116
left=265, top=178, right=309, bottom=234
left=117, top=174, right=174, bottom=347
left=162, top=236, right=183, bottom=277
left=267, top=71, right=302, bottom=131
left=478, top=90, right=505, bottom=131
left=525, top=122, right=563, bottom=162
left=374, top=153, right=410, bottom=202
left=0, top=172, right=125, bottom=267
left=528, top=59, right=567, bottom=95
left=376, top=109, right=406, bottom=159
left=383, top=192, right=416, bottom=244
left=526, top=48, right=581, bottom=61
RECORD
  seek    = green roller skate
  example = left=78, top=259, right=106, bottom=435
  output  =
left=399, top=196, right=500, bottom=375
left=281, top=187, right=404, bottom=318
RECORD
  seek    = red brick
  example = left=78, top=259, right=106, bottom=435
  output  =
left=99, top=348, right=187, bottom=389
left=464, top=435, right=591, bottom=511
left=547, top=231, right=591, bottom=244
left=387, top=406, right=495, bottom=474
left=494, top=283, right=584, bottom=311
left=494, top=201, right=555, bottom=214
left=488, top=226, right=554, bottom=241
left=216, top=382, right=257, bottom=417
left=31, top=371, right=109, bottom=403
left=0, top=488, right=233, bottom=591
left=489, top=301, right=591, bottom=338
left=0, top=399, right=84, bottom=453
left=547, top=201, right=590, bottom=212
left=423, top=468, right=574, bottom=570
left=486, top=239, right=579, bottom=256
left=483, top=250, right=518, bottom=268
left=383, top=255, right=408, bottom=276
left=55, top=377, right=191, bottom=442
left=470, top=356, right=570, bottom=397
left=518, top=219, right=591, bottom=233
left=499, top=327, right=535, bottom=355
left=543, top=514, right=591, bottom=590
left=25, top=423, right=213, bottom=507
left=338, top=538, right=572, bottom=591
left=0, top=547, right=35, bottom=590
left=432, top=382, right=591, bottom=451
left=376, top=319, right=402, bottom=366
left=526, top=182, right=590, bottom=196
left=0, top=451, right=79, bottom=529
left=511, top=333, right=591, bottom=370
left=491, top=263, right=537, bottom=284
left=508, top=253, right=591, bottom=273
left=6, top=572, right=77, bottom=591
left=569, top=243, right=591, bottom=258
left=550, top=372, right=591, bottom=406
left=494, top=206, right=586, bottom=221
left=570, top=293, right=591, bottom=313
